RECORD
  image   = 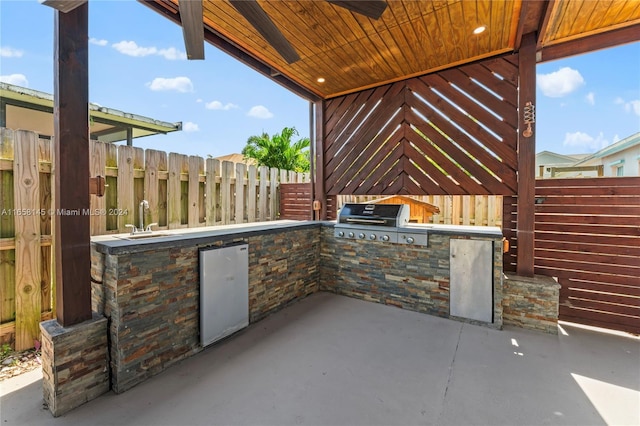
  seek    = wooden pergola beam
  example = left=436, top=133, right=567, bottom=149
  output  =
left=514, top=0, right=550, bottom=51
left=539, top=25, right=640, bottom=63
left=53, top=3, right=92, bottom=326
left=178, top=0, right=204, bottom=60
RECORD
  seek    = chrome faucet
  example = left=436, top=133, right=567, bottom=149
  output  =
left=125, top=200, right=157, bottom=235
left=140, top=200, right=149, bottom=231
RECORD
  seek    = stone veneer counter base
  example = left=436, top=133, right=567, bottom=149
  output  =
left=40, top=314, right=109, bottom=417
left=49, top=219, right=559, bottom=416
left=320, top=224, right=505, bottom=329
left=91, top=221, right=320, bottom=393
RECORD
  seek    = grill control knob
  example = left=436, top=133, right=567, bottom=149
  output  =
left=338, top=231, right=345, bottom=237
left=406, top=237, right=415, bottom=244
left=369, top=234, right=376, bottom=240
left=348, top=232, right=355, bottom=238
left=358, top=233, right=366, bottom=239
left=381, top=235, right=390, bottom=242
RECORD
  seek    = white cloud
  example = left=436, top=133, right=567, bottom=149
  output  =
left=113, top=40, right=157, bottom=57
left=146, top=77, right=193, bottom=93
left=247, top=105, right=273, bottom=119
left=563, top=131, right=610, bottom=152
left=112, top=40, right=186, bottom=60
left=537, top=67, right=585, bottom=98
left=625, top=99, right=640, bottom=117
left=0, top=73, right=28, bottom=86
left=157, top=47, right=187, bottom=60
left=585, top=92, right=595, bottom=106
left=205, top=100, right=238, bottom=111
left=183, top=122, right=199, bottom=132
left=0, top=46, right=23, bottom=58
left=89, top=38, right=108, bottom=47
left=614, top=97, right=640, bottom=117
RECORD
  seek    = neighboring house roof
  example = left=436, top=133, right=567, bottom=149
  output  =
left=214, top=153, right=257, bottom=165
left=535, top=151, right=582, bottom=165
left=536, top=132, right=640, bottom=177
left=536, top=151, right=578, bottom=166
left=0, top=82, right=182, bottom=143
left=574, top=132, right=640, bottom=165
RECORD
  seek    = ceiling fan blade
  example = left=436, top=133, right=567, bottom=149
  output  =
left=229, top=0, right=300, bottom=64
left=327, top=1, right=388, bottom=20
left=39, top=0, right=87, bottom=13
left=179, top=0, right=205, bottom=60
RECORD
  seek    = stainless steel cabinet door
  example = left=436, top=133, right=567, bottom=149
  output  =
left=199, top=243, right=249, bottom=347
left=450, top=239, right=493, bottom=323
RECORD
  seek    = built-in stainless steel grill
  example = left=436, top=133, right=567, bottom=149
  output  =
left=334, top=203, right=428, bottom=245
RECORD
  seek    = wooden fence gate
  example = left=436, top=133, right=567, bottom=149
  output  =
left=533, top=177, right=640, bottom=334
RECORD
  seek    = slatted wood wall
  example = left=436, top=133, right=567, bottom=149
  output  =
left=279, top=183, right=312, bottom=220
left=533, top=177, right=640, bottom=334
left=326, top=195, right=338, bottom=221
left=506, top=177, right=640, bottom=334
left=503, top=195, right=518, bottom=272
left=323, top=55, right=519, bottom=197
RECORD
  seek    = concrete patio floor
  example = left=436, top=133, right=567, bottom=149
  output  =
left=2, top=292, right=639, bottom=426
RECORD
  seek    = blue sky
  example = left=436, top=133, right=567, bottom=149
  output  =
left=1, top=1, right=639, bottom=158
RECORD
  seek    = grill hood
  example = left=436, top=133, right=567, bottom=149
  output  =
left=338, top=203, right=410, bottom=227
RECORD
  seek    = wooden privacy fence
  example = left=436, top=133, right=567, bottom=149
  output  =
left=0, top=128, right=308, bottom=349
left=533, top=177, right=640, bottom=335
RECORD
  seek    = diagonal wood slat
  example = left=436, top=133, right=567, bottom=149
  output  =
left=336, top=123, right=399, bottom=194
left=323, top=55, right=519, bottom=196
left=439, top=67, right=518, bottom=132
left=326, top=83, right=405, bottom=189
left=408, top=77, right=517, bottom=188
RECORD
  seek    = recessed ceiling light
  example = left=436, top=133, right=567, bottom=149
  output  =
left=317, top=77, right=325, bottom=83
left=473, top=26, right=486, bottom=35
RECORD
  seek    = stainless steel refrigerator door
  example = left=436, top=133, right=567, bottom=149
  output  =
left=199, top=243, right=249, bottom=347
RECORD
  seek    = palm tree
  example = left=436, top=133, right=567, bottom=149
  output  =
left=241, top=127, right=310, bottom=172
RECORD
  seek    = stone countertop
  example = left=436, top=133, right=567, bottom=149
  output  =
left=92, top=220, right=503, bottom=255
left=407, top=223, right=503, bottom=238
left=91, top=220, right=318, bottom=254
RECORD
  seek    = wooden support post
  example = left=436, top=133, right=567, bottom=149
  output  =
left=308, top=101, right=316, bottom=219
left=126, top=128, right=133, bottom=147
left=53, top=3, right=92, bottom=326
left=313, top=100, right=327, bottom=220
left=516, top=32, right=537, bottom=277
left=0, top=100, right=6, bottom=127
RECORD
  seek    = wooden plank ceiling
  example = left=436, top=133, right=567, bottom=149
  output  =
left=144, top=0, right=639, bottom=101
